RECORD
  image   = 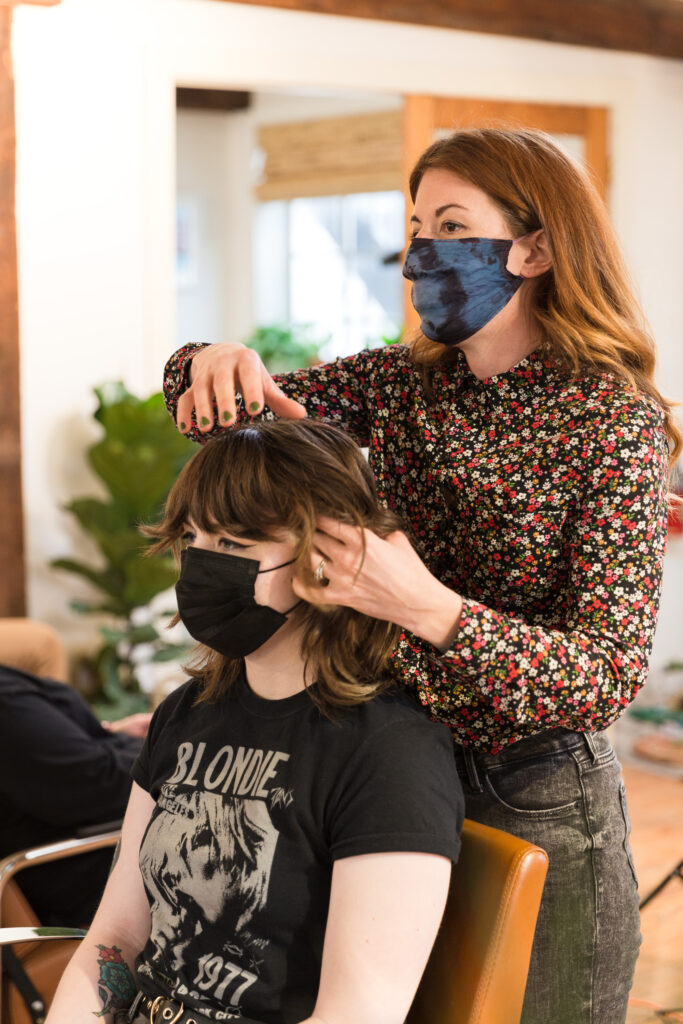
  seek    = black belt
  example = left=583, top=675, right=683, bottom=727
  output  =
left=128, top=990, right=265, bottom=1024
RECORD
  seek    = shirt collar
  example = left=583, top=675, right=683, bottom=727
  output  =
left=440, top=347, right=560, bottom=406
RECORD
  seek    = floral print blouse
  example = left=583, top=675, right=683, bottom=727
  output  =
left=164, top=342, right=670, bottom=753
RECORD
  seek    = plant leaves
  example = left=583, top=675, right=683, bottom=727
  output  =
left=52, top=558, right=127, bottom=611
left=127, top=623, right=161, bottom=644
left=54, top=383, right=197, bottom=706
left=151, top=645, right=192, bottom=663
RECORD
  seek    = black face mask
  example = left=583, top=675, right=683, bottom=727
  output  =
left=175, top=546, right=299, bottom=658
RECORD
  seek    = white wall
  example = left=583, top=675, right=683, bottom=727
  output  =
left=11, top=0, right=683, bottom=666
left=176, top=90, right=403, bottom=349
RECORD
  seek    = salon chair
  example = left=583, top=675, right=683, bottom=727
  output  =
left=0, top=830, right=121, bottom=1024
left=1, top=820, right=547, bottom=1024
left=406, top=818, right=548, bottom=1024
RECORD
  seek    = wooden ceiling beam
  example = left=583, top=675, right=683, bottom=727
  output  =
left=176, top=88, right=251, bottom=112
left=216, top=0, right=683, bottom=60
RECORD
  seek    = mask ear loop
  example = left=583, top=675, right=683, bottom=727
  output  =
left=257, top=557, right=302, bottom=616
left=257, top=557, right=297, bottom=574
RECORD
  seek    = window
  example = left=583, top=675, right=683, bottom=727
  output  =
left=254, top=190, right=404, bottom=360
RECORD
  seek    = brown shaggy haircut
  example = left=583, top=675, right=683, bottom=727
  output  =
left=145, top=420, right=403, bottom=715
left=408, top=126, right=681, bottom=476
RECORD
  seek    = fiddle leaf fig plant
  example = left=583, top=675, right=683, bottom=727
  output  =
left=52, top=382, right=196, bottom=716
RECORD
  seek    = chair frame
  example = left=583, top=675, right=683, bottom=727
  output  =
left=0, top=831, right=120, bottom=1024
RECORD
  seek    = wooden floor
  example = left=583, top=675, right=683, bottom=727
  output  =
left=622, top=762, right=683, bottom=1024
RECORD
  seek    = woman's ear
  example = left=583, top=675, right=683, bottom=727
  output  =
left=507, top=229, right=553, bottom=278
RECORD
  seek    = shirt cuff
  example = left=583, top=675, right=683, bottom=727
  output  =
left=440, top=598, right=498, bottom=674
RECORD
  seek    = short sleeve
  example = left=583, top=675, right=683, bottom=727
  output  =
left=130, top=689, right=180, bottom=796
left=131, top=732, right=152, bottom=794
left=327, top=717, right=463, bottom=863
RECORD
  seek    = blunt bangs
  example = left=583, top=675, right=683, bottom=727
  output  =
left=161, top=427, right=299, bottom=546
left=150, top=419, right=387, bottom=554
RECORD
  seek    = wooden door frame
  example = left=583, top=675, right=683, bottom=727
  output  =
left=0, top=0, right=60, bottom=618
left=402, top=96, right=608, bottom=198
left=402, top=95, right=609, bottom=333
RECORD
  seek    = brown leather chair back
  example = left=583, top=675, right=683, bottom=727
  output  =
left=1, top=833, right=120, bottom=1024
left=406, top=818, right=548, bottom=1024
left=1, top=879, right=80, bottom=1024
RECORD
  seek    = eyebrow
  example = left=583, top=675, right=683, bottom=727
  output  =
left=410, top=202, right=469, bottom=224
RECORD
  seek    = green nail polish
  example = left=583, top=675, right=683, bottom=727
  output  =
left=200, top=416, right=210, bottom=427
left=249, top=401, right=260, bottom=412
left=179, top=421, right=187, bottom=431
left=222, top=410, right=233, bottom=422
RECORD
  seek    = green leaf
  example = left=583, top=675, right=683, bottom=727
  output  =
left=64, top=499, right=145, bottom=568
left=151, top=644, right=191, bottom=663
left=121, top=555, right=178, bottom=609
left=69, top=598, right=123, bottom=615
left=244, top=324, right=325, bottom=373
left=94, top=381, right=134, bottom=420
left=99, top=626, right=128, bottom=645
left=127, top=623, right=161, bottom=644
left=96, top=647, right=126, bottom=702
left=51, top=558, right=127, bottom=611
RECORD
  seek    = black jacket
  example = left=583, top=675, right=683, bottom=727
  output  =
left=0, top=664, right=141, bottom=925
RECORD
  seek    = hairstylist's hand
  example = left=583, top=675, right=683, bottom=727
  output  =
left=293, top=516, right=463, bottom=652
left=177, top=342, right=308, bottom=434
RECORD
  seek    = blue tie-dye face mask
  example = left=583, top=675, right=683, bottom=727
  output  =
left=402, top=237, right=525, bottom=347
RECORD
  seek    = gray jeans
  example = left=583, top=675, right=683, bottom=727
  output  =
left=455, top=728, right=641, bottom=1024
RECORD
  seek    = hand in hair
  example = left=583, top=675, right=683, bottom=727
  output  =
left=294, top=515, right=463, bottom=653
left=176, top=341, right=307, bottom=433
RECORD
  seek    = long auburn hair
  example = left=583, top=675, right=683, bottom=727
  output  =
left=408, top=127, right=681, bottom=471
left=145, top=420, right=402, bottom=715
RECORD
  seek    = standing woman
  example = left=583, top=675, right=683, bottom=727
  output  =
left=163, top=128, right=680, bottom=1024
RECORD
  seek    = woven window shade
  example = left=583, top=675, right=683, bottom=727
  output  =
left=254, top=110, right=402, bottom=200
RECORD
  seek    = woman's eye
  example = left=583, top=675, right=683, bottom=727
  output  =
left=180, top=530, right=195, bottom=547
left=441, top=221, right=463, bottom=234
left=218, top=538, right=248, bottom=552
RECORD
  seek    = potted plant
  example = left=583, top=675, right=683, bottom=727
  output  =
left=52, top=382, right=195, bottom=717
left=244, top=325, right=325, bottom=373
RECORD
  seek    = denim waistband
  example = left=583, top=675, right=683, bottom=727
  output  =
left=454, top=728, right=608, bottom=792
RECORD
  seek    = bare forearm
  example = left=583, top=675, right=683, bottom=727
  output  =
left=46, top=933, right=138, bottom=1024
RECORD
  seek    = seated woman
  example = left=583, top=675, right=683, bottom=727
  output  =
left=46, top=420, right=464, bottom=1024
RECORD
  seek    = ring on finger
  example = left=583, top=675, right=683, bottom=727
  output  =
left=314, top=558, right=327, bottom=583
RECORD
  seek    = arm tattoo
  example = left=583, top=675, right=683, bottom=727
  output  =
left=93, top=944, right=136, bottom=1018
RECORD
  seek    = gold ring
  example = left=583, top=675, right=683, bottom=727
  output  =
left=314, top=558, right=327, bottom=582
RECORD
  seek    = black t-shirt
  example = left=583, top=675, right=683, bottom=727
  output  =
left=0, top=664, right=141, bottom=925
left=132, top=675, right=463, bottom=1024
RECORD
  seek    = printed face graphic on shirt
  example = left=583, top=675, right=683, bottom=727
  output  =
left=138, top=741, right=292, bottom=1018
left=142, top=789, right=278, bottom=962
